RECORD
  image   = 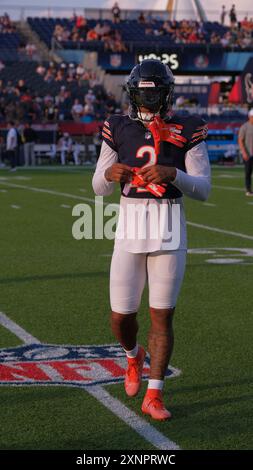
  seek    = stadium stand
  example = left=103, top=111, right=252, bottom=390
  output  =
left=27, top=16, right=253, bottom=51
left=0, top=10, right=252, bottom=166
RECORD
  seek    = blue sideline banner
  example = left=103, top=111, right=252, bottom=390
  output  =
left=98, top=50, right=253, bottom=73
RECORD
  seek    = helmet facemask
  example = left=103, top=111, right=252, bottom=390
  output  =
left=128, top=85, right=174, bottom=123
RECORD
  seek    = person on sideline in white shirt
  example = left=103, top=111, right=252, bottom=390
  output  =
left=6, top=121, right=18, bottom=172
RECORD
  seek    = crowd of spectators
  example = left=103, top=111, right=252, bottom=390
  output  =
left=0, top=13, right=16, bottom=33
left=52, top=14, right=127, bottom=52
left=141, top=8, right=253, bottom=48
left=50, top=8, right=253, bottom=50
left=0, top=62, right=120, bottom=124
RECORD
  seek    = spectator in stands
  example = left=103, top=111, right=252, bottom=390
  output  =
left=78, top=70, right=90, bottom=88
left=67, top=63, right=76, bottom=79
left=221, top=5, right=227, bottom=25
left=81, top=104, right=95, bottom=123
left=87, top=28, right=99, bottom=41
left=111, top=3, right=121, bottom=24
left=89, top=71, right=100, bottom=88
left=0, top=13, right=16, bottom=33
left=75, top=16, right=89, bottom=36
left=44, top=69, right=55, bottom=83
left=71, top=98, right=83, bottom=121
left=0, top=61, right=5, bottom=72
left=15, top=79, right=27, bottom=95
left=36, top=63, right=46, bottom=76
left=44, top=100, right=58, bottom=122
left=85, top=89, right=96, bottom=106
left=76, top=63, right=85, bottom=77
left=53, top=24, right=65, bottom=42
left=105, top=92, right=118, bottom=115
left=138, top=12, right=146, bottom=24
left=55, top=69, right=65, bottom=83
left=229, top=5, right=237, bottom=27
left=23, top=122, right=37, bottom=166
left=25, top=43, right=37, bottom=59
left=94, top=22, right=106, bottom=38
left=6, top=121, right=18, bottom=171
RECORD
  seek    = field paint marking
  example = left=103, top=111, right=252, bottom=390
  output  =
left=187, top=222, right=253, bottom=241
left=61, top=204, right=71, bottom=209
left=0, top=181, right=97, bottom=204
left=0, top=312, right=40, bottom=344
left=1, top=180, right=253, bottom=242
left=0, top=311, right=179, bottom=450
left=203, top=202, right=216, bottom=207
left=12, top=176, right=31, bottom=181
left=88, top=386, right=179, bottom=450
left=11, top=205, right=21, bottom=209
left=247, top=202, right=253, bottom=205
left=213, top=174, right=242, bottom=179
left=0, top=189, right=7, bottom=193
left=212, top=184, right=244, bottom=192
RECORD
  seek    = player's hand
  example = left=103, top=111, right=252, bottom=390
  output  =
left=242, top=153, right=250, bottom=162
left=138, top=165, right=177, bottom=184
left=104, top=163, right=133, bottom=183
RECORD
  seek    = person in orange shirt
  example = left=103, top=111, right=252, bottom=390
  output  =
left=87, top=29, right=98, bottom=41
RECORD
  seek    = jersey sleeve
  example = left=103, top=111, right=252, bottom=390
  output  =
left=102, top=116, right=118, bottom=152
left=238, top=124, right=246, bottom=141
left=186, top=116, right=208, bottom=151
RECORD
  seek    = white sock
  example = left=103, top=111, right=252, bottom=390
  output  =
left=124, top=344, right=139, bottom=359
left=148, top=379, right=164, bottom=391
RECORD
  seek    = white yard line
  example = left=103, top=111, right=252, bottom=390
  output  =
left=212, top=184, right=244, bottom=192
left=88, top=386, right=179, bottom=450
left=0, top=181, right=97, bottom=204
left=0, top=312, right=40, bottom=344
left=187, top=222, right=253, bottom=241
left=0, top=310, right=179, bottom=450
left=1, top=180, right=252, bottom=242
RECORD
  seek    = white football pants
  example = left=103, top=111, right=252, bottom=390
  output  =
left=110, top=249, right=186, bottom=314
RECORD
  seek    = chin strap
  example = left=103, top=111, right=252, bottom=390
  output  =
left=136, top=109, right=156, bottom=123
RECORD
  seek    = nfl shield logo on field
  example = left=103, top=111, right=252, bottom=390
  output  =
left=0, top=343, right=180, bottom=387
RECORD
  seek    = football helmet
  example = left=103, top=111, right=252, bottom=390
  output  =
left=125, top=59, right=175, bottom=122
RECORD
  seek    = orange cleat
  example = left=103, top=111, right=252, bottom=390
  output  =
left=141, top=390, right=172, bottom=421
left=124, top=346, right=146, bottom=397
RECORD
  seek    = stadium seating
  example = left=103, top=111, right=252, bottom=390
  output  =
left=27, top=17, right=236, bottom=51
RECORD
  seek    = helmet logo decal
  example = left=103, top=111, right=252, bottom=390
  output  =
left=138, top=81, right=156, bottom=88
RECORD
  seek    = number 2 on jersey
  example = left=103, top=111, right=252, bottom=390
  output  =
left=136, top=145, right=157, bottom=192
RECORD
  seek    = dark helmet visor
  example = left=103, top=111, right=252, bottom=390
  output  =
left=132, top=88, right=162, bottom=111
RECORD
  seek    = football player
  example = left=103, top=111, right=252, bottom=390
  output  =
left=92, top=59, right=211, bottom=420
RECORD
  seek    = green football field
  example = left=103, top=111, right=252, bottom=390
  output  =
left=0, top=165, right=252, bottom=450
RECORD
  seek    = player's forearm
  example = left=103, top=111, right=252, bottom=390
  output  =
left=172, top=142, right=211, bottom=201
left=172, top=170, right=211, bottom=201
left=92, top=141, right=117, bottom=196
left=92, top=170, right=115, bottom=196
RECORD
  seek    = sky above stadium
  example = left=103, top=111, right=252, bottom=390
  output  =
left=1, top=0, right=253, bottom=21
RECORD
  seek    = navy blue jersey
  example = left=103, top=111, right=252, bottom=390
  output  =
left=102, top=114, right=208, bottom=199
